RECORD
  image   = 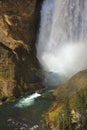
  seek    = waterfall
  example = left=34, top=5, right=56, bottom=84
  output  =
left=36, top=0, right=87, bottom=85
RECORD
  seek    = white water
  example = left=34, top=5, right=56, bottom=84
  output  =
left=37, top=0, right=87, bottom=85
left=29, top=125, right=39, bottom=130
left=15, top=92, right=41, bottom=108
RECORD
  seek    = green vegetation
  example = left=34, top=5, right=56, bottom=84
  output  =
left=59, top=97, right=72, bottom=130
left=58, top=89, right=87, bottom=130
left=45, top=71, right=87, bottom=130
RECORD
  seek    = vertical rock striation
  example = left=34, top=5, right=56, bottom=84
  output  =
left=0, top=0, right=43, bottom=100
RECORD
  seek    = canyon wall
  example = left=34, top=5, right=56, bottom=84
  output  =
left=0, top=0, right=43, bottom=100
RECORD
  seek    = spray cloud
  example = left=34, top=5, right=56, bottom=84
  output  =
left=36, top=0, right=87, bottom=85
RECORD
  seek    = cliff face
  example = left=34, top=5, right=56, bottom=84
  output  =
left=45, top=70, right=87, bottom=130
left=0, top=0, right=43, bottom=100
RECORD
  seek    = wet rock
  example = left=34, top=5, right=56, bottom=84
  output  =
left=0, top=101, right=3, bottom=105
left=7, top=118, right=13, bottom=123
left=0, top=96, right=8, bottom=102
left=42, top=90, right=55, bottom=100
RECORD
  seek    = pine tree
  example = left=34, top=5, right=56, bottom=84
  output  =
left=59, top=96, right=72, bottom=130
left=75, top=89, right=87, bottom=130
left=58, top=111, right=63, bottom=130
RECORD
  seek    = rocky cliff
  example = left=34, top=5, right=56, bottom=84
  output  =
left=0, top=0, right=44, bottom=101
left=45, top=70, right=87, bottom=130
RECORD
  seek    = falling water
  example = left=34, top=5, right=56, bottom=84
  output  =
left=37, top=0, right=87, bottom=85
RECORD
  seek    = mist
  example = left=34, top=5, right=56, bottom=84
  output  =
left=36, top=0, right=87, bottom=85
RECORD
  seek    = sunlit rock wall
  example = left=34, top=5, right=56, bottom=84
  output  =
left=0, top=0, right=43, bottom=99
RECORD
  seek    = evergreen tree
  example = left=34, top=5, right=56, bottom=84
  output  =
left=59, top=97, right=72, bottom=130
left=58, top=111, right=63, bottom=130
left=58, top=88, right=87, bottom=130
left=75, top=89, right=87, bottom=130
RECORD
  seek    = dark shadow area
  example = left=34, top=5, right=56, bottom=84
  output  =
left=0, top=42, right=13, bottom=53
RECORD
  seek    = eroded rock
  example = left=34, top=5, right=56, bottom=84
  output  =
left=0, top=0, right=43, bottom=100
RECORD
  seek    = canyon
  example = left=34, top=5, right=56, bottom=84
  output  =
left=0, top=0, right=87, bottom=130
left=0, top=0, right=44, bottom=101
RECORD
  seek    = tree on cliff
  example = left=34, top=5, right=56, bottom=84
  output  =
left=59, top=97, right=72, bottom=130
left=75, top=89, right=87, bottom=130
left=58, top=89, right=87, bottom=130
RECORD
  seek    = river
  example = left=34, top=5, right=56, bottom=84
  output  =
left=0, top=92, right=52, bottom=130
